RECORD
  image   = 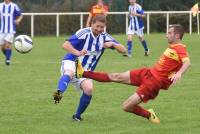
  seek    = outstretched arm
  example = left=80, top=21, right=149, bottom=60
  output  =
left=170, top=60, right=191, bottom=84
left=113, top=44, right=128, bottom=55
left=104, top=42, right=127, bottom=55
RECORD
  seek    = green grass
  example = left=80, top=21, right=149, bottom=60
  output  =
left=0, top=34, right=199, bottom=134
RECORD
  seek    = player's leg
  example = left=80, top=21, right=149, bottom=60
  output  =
left=4, top=34, right=14, bottom=65
left=76, top=60, right=131, bottom=84
left=122, top=93, right=150, bottom=119
left=3, top=42, right=12, bottom=65
left=121, top=69, right=151, bottom=119
left=53, top=60, right=74, bottom=104
left=126, top=69, right=160, bottom=123
left=0, top=33, right=6, bottom=55
left=127, top=34, right=133, bottom=57
left=137, top=30, right=149, bottom=56
left=73, top=79, right=93, bottom=121
left=125, top=26, right=135, bottom=57
left=82, top=71, right=132, bottom=85
left=108, top=71, right=131, bottom=84
left=122, top=90, right=160, bottom=124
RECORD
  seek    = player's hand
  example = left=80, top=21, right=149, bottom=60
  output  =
left=15, top=19, right=21, bottom=26
left=131, top=12, right=137, bottom=16
left=170, top=72, right=182, bottom=85
left=79, top=49, right=87, bottom=56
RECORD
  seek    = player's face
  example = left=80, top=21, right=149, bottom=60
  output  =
left=166, top=27, right=177, bottom=44
left=91, top=21, right=105, bottom=36
left=97, top=0, right=104, bottom=6
left=4, top=0, right=11, bottom=3
left=129, top=0, right=136, bottom=4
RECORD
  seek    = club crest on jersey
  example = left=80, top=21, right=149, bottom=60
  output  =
left=163, top=48, right=179, bottom=62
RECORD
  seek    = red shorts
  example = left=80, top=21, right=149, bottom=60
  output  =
left=130, top=68, right=164, bottom=103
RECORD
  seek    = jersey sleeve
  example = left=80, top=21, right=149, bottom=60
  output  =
left=75, top=28, right=88, bottom=39
left=136, top=5, right=144, bottom=15
left=104, top=33, right=119, bottom=45
left=67, top=29, right=88, bottom=49
left=67, top=34, right=82, bottom=47
left=128, top=5, right=132, bottom=14
left=14, top=4, right=22, bottom=16
left=175, top=45, right=190, bottom=62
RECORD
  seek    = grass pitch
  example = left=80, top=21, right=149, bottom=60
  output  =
left=0, top=34, right=199, bottom=134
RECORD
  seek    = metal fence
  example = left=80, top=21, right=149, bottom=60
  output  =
left=22, top=11, right=200, bottom=37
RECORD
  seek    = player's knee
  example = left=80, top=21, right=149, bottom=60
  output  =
left=121, top=103, right=130, bottom=112
left=63, top=70, right=74, bottom=79
left=109, top=73, right=122, bottom=82
left=127, top=35, right=132, bottom=41
left=83, top=88, right=93, bottom=95
left=127, top=38, right=132, bottom=41
left=139, top=36, right=144, bottom=41
left=4, top=43, right=11, bottom=48
left=81, top=79, right=93, bottom=95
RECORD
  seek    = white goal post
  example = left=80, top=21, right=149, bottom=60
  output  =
left=22, top=11, right=200, bottom=37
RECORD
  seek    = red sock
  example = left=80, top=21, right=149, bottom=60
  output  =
left=83, top=71, right=111, bottom=82
left=132, top=105, right=150, bottom=119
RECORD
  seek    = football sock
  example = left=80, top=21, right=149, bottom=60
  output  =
left=132, top=105, right=150, bottom=119
left=75, top=92, right=92, bottom=118
left=127, top=41, right=132, bottom=54
left=83, top=71, right=111, bottom=82
left=141, top=40, right=148, bottom=52
left=5, top=48, right=12, bottom=60
left=57, top=74, right=71, bottom=93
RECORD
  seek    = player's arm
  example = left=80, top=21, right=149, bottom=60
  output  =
left=170, top=59, right=191, bottom=84
left=62, top=41, right=87, bottom=56
left=113, top=44, right=128, bottom=55
left=14, top=5, right=23, bottom=26
left=131, top=11, right=145, bottom=18
left=15, top=15, right=23, bottom=25
left=130, top=12, right=144, bottom=18
left=131, top=5, right=145, bottom=18
left=104, top=42, right=127, bottom=55
left=102, top=5, right=109, bottom=16
left=86, top=13, right=92, bottom=27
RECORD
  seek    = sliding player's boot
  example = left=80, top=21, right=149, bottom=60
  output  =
left=148, top=109, right=160, bottom=124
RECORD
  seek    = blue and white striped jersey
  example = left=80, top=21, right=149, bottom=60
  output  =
left=128, top=3, right=144, bottom=31
left=0, top=2, right=22, bottom=33
left=63, top=27, right=119, bottom=71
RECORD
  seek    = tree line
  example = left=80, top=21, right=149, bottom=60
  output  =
left=14, top=0, right=200, bottom=35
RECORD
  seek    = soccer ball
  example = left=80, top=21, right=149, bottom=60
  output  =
left=14, top=35, right=33, bottom=54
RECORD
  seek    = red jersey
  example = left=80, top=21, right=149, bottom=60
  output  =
left=150, top=43, right=190, bottom=89
left=90, top=4, right=108, bottom=17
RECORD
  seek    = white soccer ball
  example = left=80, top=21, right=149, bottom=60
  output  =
left=14, top=35, right=33, bottom=54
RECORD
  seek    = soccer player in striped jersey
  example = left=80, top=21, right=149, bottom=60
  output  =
left=76, top=24, right=191, bottom=124
left=53, top=14, right=127, bottom=121
left=0, top=0, right=23, bottom=65
left=126, top=0, right=149, bottom=57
